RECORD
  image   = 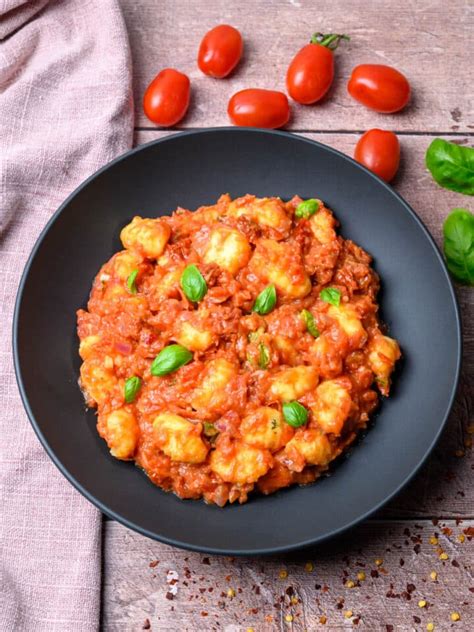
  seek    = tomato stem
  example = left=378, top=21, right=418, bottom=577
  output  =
left=310, top=33, right=350, bottom=50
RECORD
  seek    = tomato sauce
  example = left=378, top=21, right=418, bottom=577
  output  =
left=77, top=194, right=400, bottom=505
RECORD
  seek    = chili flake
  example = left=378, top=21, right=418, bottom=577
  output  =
left=375, top=558, right=383, bottom=566
left=357, top=571, right=366, bottom=581
left=279, top=569, right=288, bottom=579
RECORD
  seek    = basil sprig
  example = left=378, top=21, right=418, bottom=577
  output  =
left=181, top=264, right=207, bottom=302
left=252, top=284, right=277, bottom=315
left=443, top=208, right=474, bottom=285
left=295, top=198, right=320, bottom=219
left=151, top=344, right=193, bottom=376
left=282, top=401, right=309, bottom=428
left=126, top=269, right=138, bottom=294
left=124, top=376, right=142, bottom=403
left=301, top=309, right=320, bottom=337
left=320, top=287, right=341, bottom=306
left=426, top=139, right=474, bottom=195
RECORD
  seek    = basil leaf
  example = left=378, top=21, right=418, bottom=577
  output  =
left=320, top=287, right=341, bottom=306
left=443, top=208, right=474, bottom=285
left=126, top=269, right=138, bottom=294
left=124, top=376, right=141, bottom=403
left=426, top=139, right=474, bottom=195
left=252, top=284, right=277, bottom=314
left=295, top=198, right=321, bottom=219
left=150, top=344, right=193, bottom=376
left=282, top=401, right=309, bottom=428
left=301, top=309, right=320, bottom=337
left=258, top=342, right=270, bottom=369
left=181, top=264, right=207, bottom=302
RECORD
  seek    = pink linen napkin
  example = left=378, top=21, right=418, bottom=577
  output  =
left=0, top=1, right=133, bottom=629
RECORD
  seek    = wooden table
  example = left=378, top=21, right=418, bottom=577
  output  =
left=103, top=2, right=473, bottom=629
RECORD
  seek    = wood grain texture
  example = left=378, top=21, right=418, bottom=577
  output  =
left=102, top=519, right=474, bottom=631
left=133, top=129, right=474, bottom=519
left=120, top=0, right=473, bottom=132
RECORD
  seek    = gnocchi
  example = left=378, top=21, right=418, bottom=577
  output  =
left=78, top=194, right=400, bottom=505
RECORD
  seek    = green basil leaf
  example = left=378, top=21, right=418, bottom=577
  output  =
left=282, top=401, right=309, bottom=428
left=258, top=342, right=270, bottom=369
left=252, top=284, right=277, bottom=315
left=126, top=269, right=138, bottom=294
left=301, top=309, right=320, bottom=337
left=295, top=198, right=321, bottom=219
left=124, top=376, right=142, bottom=403
left=181, top=264, right=207, bottom=302
left=320, top=287, right=341, bottom=306
left=426, top=139, right=474, bottom=195
left=443, top=208, right=474, bottom=285
left=150, top=344, right=193, bottom=376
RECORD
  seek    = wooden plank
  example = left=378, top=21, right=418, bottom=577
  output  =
left=120, top=0, right=473, bottom=132
left=102, top=519, right=474, bottom=631
left=131, top=129, right=473, bottom=519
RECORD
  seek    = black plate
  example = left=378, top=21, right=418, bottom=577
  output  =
left=13, top=128, right=461, bottom=555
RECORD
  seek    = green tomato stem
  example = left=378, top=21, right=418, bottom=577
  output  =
left=310, top=32, right=350, bottom=50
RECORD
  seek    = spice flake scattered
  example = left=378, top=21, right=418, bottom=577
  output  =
left=450, top=612, right=461, bottom=622
left=375, top=558, right=383, bottom=566
left=457, top=534, right=465, bottom=543
left=357, top=571, right=366, bottom=581
left=227, top=588, right=235, bottom=598
left=344, top=610, right=353, bottom=619
left=345, top=580, right=355, bottom=588
left=319, top=615, right=327, bottom=624
left=429, top=536, right=438, bottom=545
left=426, top=624, right=434, bottom=631
left=455, top=449, right=465, bottom=457
left=430, top=571, right=438, bottom=581
left=279, top=569, right=288, bottom=579
left=418, top=600, right=427, bottom=608
left=290, top=596, right=298, bottom=605
left=439, top=552, right=449, bottom=560
left=285, top=614, right=294, bottom=622
left=304, top=561, right=314, bottom=572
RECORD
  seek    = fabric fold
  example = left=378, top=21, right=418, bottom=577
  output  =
left=0, top=1, right=133, bottom=629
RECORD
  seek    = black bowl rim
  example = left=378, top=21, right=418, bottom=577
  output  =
left=12, top=127, right=462, bottom=555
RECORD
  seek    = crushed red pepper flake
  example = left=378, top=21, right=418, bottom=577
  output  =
left=142, top=619, right=151, bottom=630
left=149, top=560, right=159, bottom=568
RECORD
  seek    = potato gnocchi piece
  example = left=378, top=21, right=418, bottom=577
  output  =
left=196, top=225, right=251, bottom=275
left=210, top=440, right=273, bottom=484
left=79, top=335, right=102, bottom=360
left=309, top=207, right=337, bottom=244
left=105, top=408, right=139, bottom=459
left=250, top=239, right=311, bottom=298
left=268, top=365, right=318, bottom=402
left=80, top=357, right=118, bottom=405
left=273, top=334, right=298, bottom=365
left=368, top=334, right=401, bottom=395
left=191, top=358, right=238, bottom=413
left=285, top=428, right=334, bottom=468
left=240, top=407, right=294, bottom=452
left=173, top=312, right=215, bottom=352
left=120, top=216, right=171, bottom=259
left=228, top=196, right=291, bottom=233
left=113, top=251, right=142, bottom=281
left=311, top=334, right=343, bottom=379
left=312, top=380, right=352, bottom=435
left=153, top=413, right=208, bottom=463
left=327, top=304, right=367, bottom=349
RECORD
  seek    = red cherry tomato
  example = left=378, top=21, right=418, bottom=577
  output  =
left=198, top=24, right=243, bottom=78
left=354, top=129, right=400, bottom=182
left=286, top=32, right=349, bottom=104
left=228, top=89, right=290, bottom=129
left=143, top=69, right=190, bottom=127
left=348, top=64, right=410, bottom=113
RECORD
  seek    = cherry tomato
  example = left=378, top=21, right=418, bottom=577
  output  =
left=143, top=69, right=190, bottom=127
left=286, top=32, right=349, bottom=104
left=198, top=24, right=243, bottom=78
left=228, top=89, right=290, bottom=129
left=354, top=129, right=400, bottom=182
left=348, top=64, right=410, bottom=113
